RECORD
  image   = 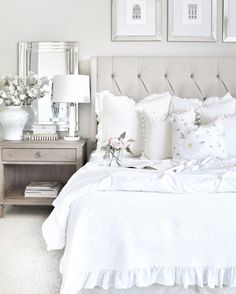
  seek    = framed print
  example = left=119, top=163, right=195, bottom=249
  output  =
left=111, top=0, right=161, bottom=41
left=223, top=0, right=236, bottom=42
left=168, top=0, right=217, bottom=42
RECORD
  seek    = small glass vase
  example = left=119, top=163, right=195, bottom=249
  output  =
left=104, top=149, right=123, bottom=167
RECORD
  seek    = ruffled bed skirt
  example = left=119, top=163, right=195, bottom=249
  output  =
left=73, top=267, right=236, bottom=290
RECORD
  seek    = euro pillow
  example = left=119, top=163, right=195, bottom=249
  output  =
left=172, top=118, right=227, bottom=160
left=171, top=95, right=202, bottom=113
left=200, top=93, right=236, bottom=123
left=171, top=93, right=235, bottom=122
left=143, top=109, right=196, bottom=160
left=95, top=91, right=171, bottom=156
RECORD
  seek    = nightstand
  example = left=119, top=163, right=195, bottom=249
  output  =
left=0, top=139, right=87, bottom=218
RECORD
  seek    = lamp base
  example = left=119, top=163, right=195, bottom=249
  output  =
left=64, top=135, right=80, bottom=141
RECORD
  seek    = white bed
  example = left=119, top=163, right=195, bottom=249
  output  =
left=43, top=57, right=236, bottom=294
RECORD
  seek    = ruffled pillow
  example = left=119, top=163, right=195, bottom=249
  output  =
left=171, top=93, right=235, bottom=123
left=95, top=91, right=171, bottom=156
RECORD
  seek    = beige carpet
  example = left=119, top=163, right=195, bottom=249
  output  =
left=0, top=205, right=62, bottom=294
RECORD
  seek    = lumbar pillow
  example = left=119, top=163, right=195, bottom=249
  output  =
left=95, top=91, right=171, bottom=156
left=143, top=109, right=196, bottom=160
left=172, top=118, right=227, bottom=160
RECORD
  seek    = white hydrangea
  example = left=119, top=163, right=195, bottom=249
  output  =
left=0, top=72, right=50, bottom=106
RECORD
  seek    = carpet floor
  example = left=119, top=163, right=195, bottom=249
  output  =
left=0, top=205, right=62, bottom=294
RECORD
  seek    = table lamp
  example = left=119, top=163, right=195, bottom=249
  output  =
left=52, top=75, right=90, bottom=141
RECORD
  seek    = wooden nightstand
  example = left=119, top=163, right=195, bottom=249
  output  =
left=0, top=139, right=87, bottom=217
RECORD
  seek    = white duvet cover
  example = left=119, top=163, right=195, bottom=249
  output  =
left=42, top=157, right=236, bottom=294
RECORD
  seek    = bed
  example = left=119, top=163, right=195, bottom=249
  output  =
left=43, top=56, right=236, bottom=294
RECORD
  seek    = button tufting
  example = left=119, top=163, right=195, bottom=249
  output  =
left=164, top=73, right=168, bottom=78
left=137, top=74, right=141, bottom=78
left=111, top=74, right=115, bottom=78
left=217, top=74, right=220, bottom=79
left=190, top=74, right=194, bottom=79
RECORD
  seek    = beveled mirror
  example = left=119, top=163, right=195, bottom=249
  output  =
left=18, top=42, right=79, bottom=130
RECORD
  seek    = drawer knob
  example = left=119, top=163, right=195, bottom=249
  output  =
left=34, top=152, right=42, bottom=159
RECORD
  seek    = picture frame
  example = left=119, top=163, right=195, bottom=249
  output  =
left=168, top=0, right=217, bottom=42
left=223, top=0, right=236, bottom=42
left=111, top=0, right=161, bottom=41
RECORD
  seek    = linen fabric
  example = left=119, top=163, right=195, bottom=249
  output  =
left=42, top=157, right=236, bottom=294
left=172, top=118, right=227, bottom=160
left=171, top=93, right=235, bottom=122
left=95, top=91, right=171, bottom=156
left=143, top=115, right=172, bottom=160
left=200, top=93, right=236, bottom=123
left=171, top=95, right=202, bottom=113
left=224, top=115, right=236, bottom=158
left=143, top=110, right=195, bottom=160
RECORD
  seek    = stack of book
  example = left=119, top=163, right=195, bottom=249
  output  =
left=24, top=182, right=62, bottom=198
left=30, top=123, right=58, bottom=141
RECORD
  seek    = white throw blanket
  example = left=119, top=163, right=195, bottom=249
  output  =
left=42, top=157, right=236, bottom=294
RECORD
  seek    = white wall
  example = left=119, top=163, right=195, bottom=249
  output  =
left=0, top=0, right=236, bottom=139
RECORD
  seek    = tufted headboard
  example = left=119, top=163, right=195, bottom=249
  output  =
left=90, top=56, right=236, bottom=140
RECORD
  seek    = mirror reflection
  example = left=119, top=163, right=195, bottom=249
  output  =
left=18, top=42, right=79, bottom=130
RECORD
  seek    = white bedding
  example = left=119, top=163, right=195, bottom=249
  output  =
left=42, top=157, right=236, bottom=294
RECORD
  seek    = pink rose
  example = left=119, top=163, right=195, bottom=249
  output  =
left=108, top=138, right=123, bottom=149
left=120, top=138, right=129, bottom=148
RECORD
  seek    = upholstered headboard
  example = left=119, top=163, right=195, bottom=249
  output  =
left=90, top=56, right=236, bottom=140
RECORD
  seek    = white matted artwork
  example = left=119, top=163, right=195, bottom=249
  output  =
left=112, top=0, right=161, bottom=41
left=223, top=0, right=236, bottom=42
left=168, top=0, right=217, bottom=41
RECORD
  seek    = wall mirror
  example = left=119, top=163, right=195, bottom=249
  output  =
left=18, top=41, right=79, bottom=130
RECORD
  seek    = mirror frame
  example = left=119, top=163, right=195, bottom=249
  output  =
left=18, top=42, right=79, bottom=131
left=18, top=41, right=79, bottom=77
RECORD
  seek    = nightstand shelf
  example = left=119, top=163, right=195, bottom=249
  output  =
left=0, top=139, right=87, bottom=217
left=4, top=193, right=54, bottom=206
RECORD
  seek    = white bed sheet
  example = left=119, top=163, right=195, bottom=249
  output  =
left=80, top=285, right=236, bottom=294
left=42, top=157, right=236, bottom=294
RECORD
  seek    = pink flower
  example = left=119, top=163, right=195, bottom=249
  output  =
left=108, top=138, right=123, bottom=150
left=120, top=138, right=129, bottom=148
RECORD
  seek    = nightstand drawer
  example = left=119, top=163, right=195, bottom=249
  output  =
left=2, top=148, right=76, bottom=162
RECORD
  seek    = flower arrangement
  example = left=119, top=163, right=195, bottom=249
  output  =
left=0, top=72, right=50, bottom=106
left=103, top=132, right=134, bottom=167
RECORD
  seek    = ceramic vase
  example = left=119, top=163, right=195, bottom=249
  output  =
left=0, top=106, right=28, bottom=140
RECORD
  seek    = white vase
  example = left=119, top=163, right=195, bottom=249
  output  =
left=0, top=106, right=28, bottom=140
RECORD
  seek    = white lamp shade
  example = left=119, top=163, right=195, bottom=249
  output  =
left=52, top=75, right=90, bottom=103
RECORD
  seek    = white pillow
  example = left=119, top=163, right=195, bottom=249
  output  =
left=171, top=93, right=235, bottom=123
left=95, top=91, right=171, bottom=156
left=200, top=93, right=235, bottom=123
left=143, top=115, right=172, bottom=160
left=143, top=110, right=196, bottom=160
left=224, top=115, right=236, bottom=158
left=171, top=95, right=202, bottom=113
left=172, top=118, right=227, bottom=160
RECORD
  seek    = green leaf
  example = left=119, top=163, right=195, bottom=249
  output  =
left=126, top=146, right=133, bottom=155
left=119, top=132, right=126, bottom=139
